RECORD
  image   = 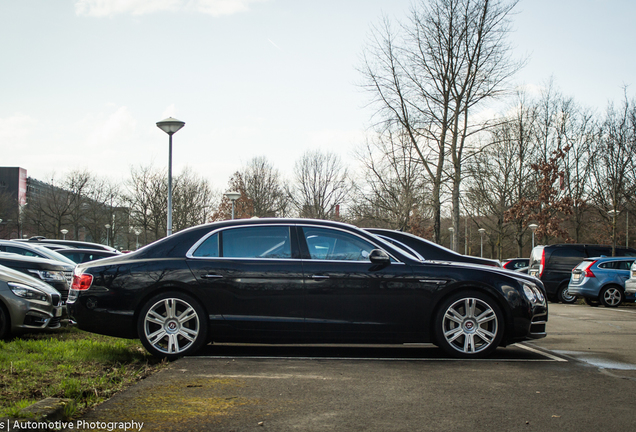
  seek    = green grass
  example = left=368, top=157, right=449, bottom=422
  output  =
left=0, top=328, right=166, bottom=419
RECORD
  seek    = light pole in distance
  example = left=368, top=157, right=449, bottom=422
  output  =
left=224, top=192, right=241, bottom=220
left=478, top=228, right=486, bottom=258
left=156, top=117, right=186, bottom=237
left=528, top=223, right=538, bottom=250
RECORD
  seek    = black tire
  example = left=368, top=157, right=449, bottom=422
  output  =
left=137, top=291, right=208, bottom=359
left=599, top=285, right=624, bottom=308
left=557, top=284, right=578, bottom=304
left=584, top=297, right=600, bottom=307
left=0, top=303, right=10, bottom=340
left=434, top=291, right=504, bottom=358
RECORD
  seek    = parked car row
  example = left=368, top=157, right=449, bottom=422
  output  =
left=0, top=237, right=121, bottom=338
left=526, top=243, right=636, bottom=308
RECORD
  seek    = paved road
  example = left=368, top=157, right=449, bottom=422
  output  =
left=75, top=303, right=636, bottom=432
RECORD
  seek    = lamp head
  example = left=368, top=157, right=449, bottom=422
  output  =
left=156, top=117, right=185, bottom=135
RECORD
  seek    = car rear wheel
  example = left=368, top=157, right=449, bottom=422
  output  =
left=599, top=286, right=624, bottom=308
left=434, top=291, right=503, bottom=358
left=557, top=284, right=578, bottom=304
left=137, top=292, right=208, bottom=359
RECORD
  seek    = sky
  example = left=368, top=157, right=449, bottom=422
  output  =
left=2, top=0, right=635, bottom=193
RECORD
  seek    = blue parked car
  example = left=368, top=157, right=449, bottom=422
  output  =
left=568, top=257, right=636, bottom=307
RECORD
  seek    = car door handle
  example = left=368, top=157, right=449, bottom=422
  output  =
left=202, top=274, right=223, bottom=279
left=311, top=275, right=330, bottom=280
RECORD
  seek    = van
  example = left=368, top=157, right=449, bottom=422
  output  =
left=528, top=244, right=636, bottom=303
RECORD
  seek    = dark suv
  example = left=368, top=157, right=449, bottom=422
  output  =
left=528, top=244, right=636, bottom=303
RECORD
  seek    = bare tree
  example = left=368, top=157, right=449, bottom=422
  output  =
left=361, top=0, right=521, bottom=247
left=288, top=150, right=351, bottom=220
left=172, top=167, right=215, bottom=231
left=238, top=157, right=288, bottom=218
left=352, top=130, right=431, bottom=231
left=589, top=94, right=636, bottom=255
left=22, top=174, right=75, bottom=239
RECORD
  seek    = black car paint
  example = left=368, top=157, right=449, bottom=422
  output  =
left=67, top=219, right=546, bottom=354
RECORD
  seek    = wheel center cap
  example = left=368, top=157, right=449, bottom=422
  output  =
left=166, top=320, right=179, bottom=333
left=463, top=320, right=476, bottom=333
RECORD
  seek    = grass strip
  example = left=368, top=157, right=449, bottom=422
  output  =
left=0, top=328, right=165, bottom=419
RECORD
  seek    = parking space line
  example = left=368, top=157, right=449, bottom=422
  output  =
left=517, top=343, right=568, bottom=362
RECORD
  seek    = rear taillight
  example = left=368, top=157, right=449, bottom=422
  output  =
left=538, top=250, right=546, bottom=277
left=71, top=273, right=93, bottom=291
left=582, top=260, right=597, bottom=278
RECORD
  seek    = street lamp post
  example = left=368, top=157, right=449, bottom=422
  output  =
left=156, top=117, right=186, bottom=237
left=478, top=228, right=486, bottom=258
left=528, top=223, right=538, bottom=250
left=105, top=224, right=111, bottom=246
left=224, top=191, right=241, bottom=220
left=608, top=209, right=618, bottom=257
left=448, top=226, right=455, bottom=251
left=60, top=229, right=68, bottom=240
left=134, top=229, right=141, bottom=250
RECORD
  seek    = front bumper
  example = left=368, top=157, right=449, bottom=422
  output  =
left=10, top=298, right=64, bottom=334
left=625, top=279, right=636, bottom=295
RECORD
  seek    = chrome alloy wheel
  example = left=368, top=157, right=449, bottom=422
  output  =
left=142, top=297, right=201, bottom=355
left=441, top=297, right=499, bottom=355
left=601, top=286, right=623, bottom=307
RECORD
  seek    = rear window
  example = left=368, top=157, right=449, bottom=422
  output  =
left=529, top=246, right=544, bottom=267
left=574, top=260, right=594, bottom=271
left=548, top=247, right=585, bottom=264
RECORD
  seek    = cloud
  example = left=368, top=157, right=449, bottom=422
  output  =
left=75, top=0, right=268, bottom=17
left=82, top=106, right=138, bottom=147
left=0, top=114, right=37, bottom=141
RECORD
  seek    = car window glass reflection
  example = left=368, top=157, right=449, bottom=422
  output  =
left=193, top=233, right=219, bottom=258
left=303, top=228, right=375, bottom=261
left=222, top=226, right=291, bottom=259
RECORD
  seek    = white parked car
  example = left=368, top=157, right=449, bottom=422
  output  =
left=625, top=261, right=636, bottom=295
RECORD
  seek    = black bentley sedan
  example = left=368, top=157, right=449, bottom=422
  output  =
left=67, top=218, right=547, bottom=359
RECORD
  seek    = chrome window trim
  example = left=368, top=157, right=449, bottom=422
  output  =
left=186, top=224, right=293, bottom=260
left=296, top=223, right=403, bottom=264
left=185, top=223, right=403, bottom=264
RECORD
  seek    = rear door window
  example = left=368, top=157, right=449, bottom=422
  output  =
left=222, top=226, right=292, bottom=259
left=548, top=247, right=585, bottom=270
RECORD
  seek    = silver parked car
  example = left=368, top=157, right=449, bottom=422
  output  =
left=0, top=264, right=64, bottom=338
left=0, top=240, right=77, bottom=266
left=625, top=261, right=636, bottom=296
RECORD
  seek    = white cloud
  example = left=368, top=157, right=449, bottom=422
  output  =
left=75, top=0, right=268, bottom=17
left=0, top=114, right=37, bottom=141
left=82, top=106, right=138, bottom=147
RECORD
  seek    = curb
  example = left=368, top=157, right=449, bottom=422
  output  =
left=2, top=398, right=72, bottom=431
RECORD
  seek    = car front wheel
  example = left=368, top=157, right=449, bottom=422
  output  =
left=599, top=286, right=624, bottom=308
left=137, top=292, right=208, bottom=359
left=434, top=291, right=504, bottom=358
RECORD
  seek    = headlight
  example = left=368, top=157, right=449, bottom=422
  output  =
left=28, top=269, right=65, bottom=282
left=9, top=282, right=49, bottom=303
left=523, top=283, right=545, bottom=305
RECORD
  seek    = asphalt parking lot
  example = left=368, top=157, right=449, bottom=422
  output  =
left=75, top=303, right=636, bottom=432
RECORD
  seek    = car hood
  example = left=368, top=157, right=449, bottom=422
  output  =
left=0, top=252, right=75, bottom=271
left=424, top=260, right=542, bottom=285
left=0, top=264, right=62, bottom=295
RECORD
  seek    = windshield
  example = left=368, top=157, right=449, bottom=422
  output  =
left=34, top=245, right=77, bottom=266
left=371, top=234, right=425, bottom=262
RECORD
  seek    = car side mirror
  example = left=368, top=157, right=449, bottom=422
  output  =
left=369, top=249, right=391, bottom=265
